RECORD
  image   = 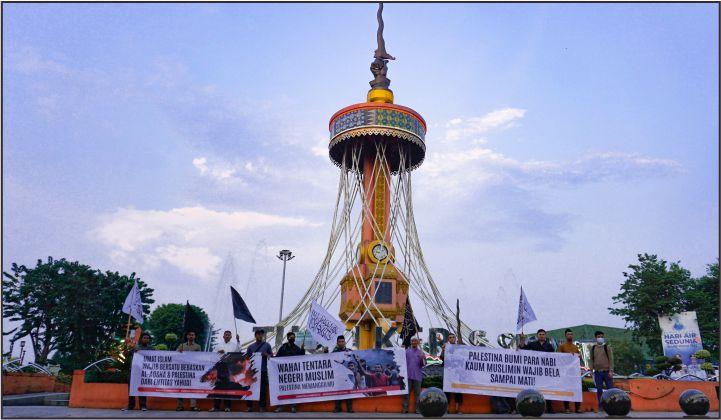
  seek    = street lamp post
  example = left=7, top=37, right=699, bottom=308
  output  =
left=276, top=250, right=295, bottom=323
left=19, top=341, right=26, bottom=364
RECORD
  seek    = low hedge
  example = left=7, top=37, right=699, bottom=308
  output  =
left=84, top=369, right=129, bottom=384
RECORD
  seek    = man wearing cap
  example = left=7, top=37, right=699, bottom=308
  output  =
left=245, top=329, right=273, bottom=412
left=122, top=332, right=154, bottom=412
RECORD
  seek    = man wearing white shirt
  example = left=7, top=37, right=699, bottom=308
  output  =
left=209, top=330, right=241, bottom=412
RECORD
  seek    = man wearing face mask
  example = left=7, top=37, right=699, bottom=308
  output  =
left=519, top=329, right=556, bottom=414
left=589, top=331, right=614, bottom=411
left=273, top=332, right=305, bottom=413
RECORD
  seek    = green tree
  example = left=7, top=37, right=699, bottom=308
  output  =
left=686, top=261, right=719, bottom=358
left=2, top=257, right=154, bottom=368
left=144, top=303, right=215, bottom=350
left=609, top=253, right=692, bottom=355
left=608, top=339, right=646, bottom=375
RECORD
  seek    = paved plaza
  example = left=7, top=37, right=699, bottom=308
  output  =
left=2, top=406, right=719, bottom=419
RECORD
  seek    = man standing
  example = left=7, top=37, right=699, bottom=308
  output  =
left=440, top=333, right=463, bottom=415
left=589, top=330, right=614, bottom=411
left=273, top=332, right=305, bottom=413
left=209, top=330, right=241, bottom=412
left=332, top=335, right=354, bottom=413
left=519, top=329, right=556, bottom=414
left=557, top=329, right=582, bottom=414
left=245, top=329, right=273, bottom=412
left=176, top=331, right=201, bottom=411
left=122, top=332, right=154, bottom=412
left=402, top=337, right=425, bottom=414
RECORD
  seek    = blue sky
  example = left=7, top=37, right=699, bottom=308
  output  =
left=3, top=3, right=718, bottom=352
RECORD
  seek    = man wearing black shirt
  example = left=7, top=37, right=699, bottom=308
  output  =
left=273, top=332, right=305, bottom=413
left=519, top=329, right=556, bottom=414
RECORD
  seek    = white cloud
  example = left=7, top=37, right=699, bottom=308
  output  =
left=421, top=107, right=682, bottom=199
left=192, top=156, right=238, bottom=182
left=7, top=46, right=70, bottom=75
left=446, top=107, right=527, bottom=142
left=94, top=206, right=315, bottom=279
left=154, top=245, right=222, bottom=280
left=311, top=137, right=329, bottom=158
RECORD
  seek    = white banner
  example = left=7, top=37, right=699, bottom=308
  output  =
left=130, top=351, right=261, bottom=400
left=268, top=348, right=408, bottom=405
left=443, top=344, right=582, bottom=402
left=307, top=300, right=347, bottom=349
left=659, top=311, right=704, bottom=365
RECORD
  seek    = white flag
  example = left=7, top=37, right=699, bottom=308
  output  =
left=307, top=300, right=346, bottom=349
left=516, top=286, right=537, bottom=331
left=122, top=279, right=144, bottom=324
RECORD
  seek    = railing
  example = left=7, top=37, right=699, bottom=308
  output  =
left=2, top=358, right=22, bottom=372
left=21, top=362, right=52, bottom=376
left=3, top=360, right=54, bottom=376
left=82, top=357, right=116, bottom=372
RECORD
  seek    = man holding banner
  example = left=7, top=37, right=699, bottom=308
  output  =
left=441, top=333, right=463, bottom=415
left=332, top=335, right=354, bottom=413
left=245, top=329, right=273, bottom=412
left=209, top=330, right=242, bottom=412
left=519, top=329, right=556, bottom=414
left=274, top=332, right=306, bottom=413
left=176, top=331, right=201, bottom=411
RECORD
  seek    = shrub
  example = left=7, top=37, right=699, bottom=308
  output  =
left=56, top=372, right=73, bottom=385
left=421, top=375, right=443, bottom=389
left=84, top=369, right=128, bottom=384
left=155, top=344, right=168, bottom=351
left=694, top=350, right=712, bottom=360
left=644, top=367, right=660, bottom=376
left=700, top=362, right=714, bottom=372
left=582, top=378, right=595, bottom=391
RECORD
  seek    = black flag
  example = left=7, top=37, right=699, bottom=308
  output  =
left=230, top=286, right=256, bottom=324
left=400, top=297, right=419, bottom=348
left=183, top=301, right=205, bottom=336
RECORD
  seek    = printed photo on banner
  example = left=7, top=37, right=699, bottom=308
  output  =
left=442, top=344, right=582, bottom=402
left=130, top=351, right=261, bottom=400
left=268, top=348, right=408, bottom=405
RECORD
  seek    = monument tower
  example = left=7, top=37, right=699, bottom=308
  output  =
left=254, top=3, right=489, bottom=351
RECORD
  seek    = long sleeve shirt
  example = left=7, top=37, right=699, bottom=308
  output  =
left=405, top=347, right=425, bottom=381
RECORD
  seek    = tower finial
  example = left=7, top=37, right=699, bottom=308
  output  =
left=368, top=2, right=395, bottom=102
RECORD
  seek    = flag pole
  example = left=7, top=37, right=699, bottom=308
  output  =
left=456, top=299, right=462, bottom=344
left=125, top=286, right=134, bottom=341
left=125, top=312, right=133, bottom=341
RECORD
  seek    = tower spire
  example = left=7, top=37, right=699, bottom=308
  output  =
left=368, top=3, right=395, bottom=103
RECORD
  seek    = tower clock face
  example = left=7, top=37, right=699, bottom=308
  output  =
left=372, top=244, right=389, bottom=261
